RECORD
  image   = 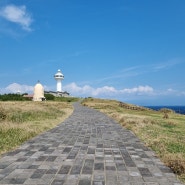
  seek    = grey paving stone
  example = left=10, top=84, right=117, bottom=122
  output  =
left=78, top=179, right=91, bottom=185
left=70, top=165, right=82, bottom=174
left=58, top=165, right=71, bottom=174
left=93, top=181, right=105, bottom=185
left=94, top=163, right=104, bottom=171
left=0, top=102, right=183, bottom=185
left=0, top=178, right=26, bottom=184
left=51, top=179, right=65, bottom=185
left=138, top=167, right=153, bottom=177
left=82, top=159, right=94, bottom=174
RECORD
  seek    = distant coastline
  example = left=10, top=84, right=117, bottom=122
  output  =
left=145, top=106, right=185, bottom=115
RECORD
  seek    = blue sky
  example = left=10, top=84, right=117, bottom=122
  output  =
left=0, top=0, right=185, bottom=105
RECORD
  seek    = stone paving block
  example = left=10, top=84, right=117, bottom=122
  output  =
left=82, top=159, right=94, bottom=174
left=70, top=165, right=82, bottom=174
left=58, top=165, right=71, bottom=174
left=78, top=179, right=91, bottom=185
left=116, top=162, right=127, bottom=171
left=94, top=163, right=104, bottom=171
left=119, top=182, right=131, bottom=185
left=93, top=181, right=105, bottom=185
left=0, top=177, right=26, bottom=184
left=106, top=166, right=116, bottom=171
left=51, top=179, right=65, bottom=185
left=138, top=167, right=153, bottom=177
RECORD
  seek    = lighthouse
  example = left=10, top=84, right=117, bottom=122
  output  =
left=54, top=69, right=64, bottom=92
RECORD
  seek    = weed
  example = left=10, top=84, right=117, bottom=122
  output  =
left=0, top=107, right=6, bottom=121
left=163, top=112, right=169, bottom=119
left=160, top=108, right=174, bottom=114
left=119, top=117, right=125, bottom=123
left=165, top=154, right=185, bottom=175
left=167, top=121, right=177, bottom=126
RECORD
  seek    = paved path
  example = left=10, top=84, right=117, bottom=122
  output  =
left=0, top=103, right=183, bottom=185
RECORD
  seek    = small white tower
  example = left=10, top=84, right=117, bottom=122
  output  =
left=54, top=69, right=64, bottom=92
left=33, top=81, right=45, bottom=101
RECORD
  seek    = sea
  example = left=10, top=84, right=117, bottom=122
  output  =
left=144, top=106, right=185, bottom=115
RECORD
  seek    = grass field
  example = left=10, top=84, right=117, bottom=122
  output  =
left=0, top=101, right=73, bottom=155
left=82, top=97, right=185, bottom=183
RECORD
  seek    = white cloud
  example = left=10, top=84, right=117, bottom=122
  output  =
left=0, top=83, right=34, bottom=94
left=153, top=58, right=183, bottom=72
left=0, top=4, right=33, bottom=31
left=92, top=86, right=117, bottom=96
left=167, top=88, right=176, bottom=92
left=64, top=82, right=93, bottom=95
left=64, top=82, right=154, bottom=97
left=120, top=86, right=154, bottom=94
left=1, top=82, right=185, bottom=105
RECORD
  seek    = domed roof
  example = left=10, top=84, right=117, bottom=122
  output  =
left=34, top=81, right=44, bottom=91
left=54, top=69, right=64, bottom=79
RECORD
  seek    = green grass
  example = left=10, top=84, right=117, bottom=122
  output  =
left=0, top=101, right=73, bottom=155
left=7, top=110, right=60, bottom=123
left=54, top=96, right=80, bottom=102
left=0, top=128, right=36, bottom=152
left=167, top=142, right=185, bottom=153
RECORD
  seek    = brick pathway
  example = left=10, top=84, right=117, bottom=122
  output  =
left=0, top=103, right=183, bottom=185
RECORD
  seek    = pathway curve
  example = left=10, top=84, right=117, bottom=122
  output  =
left=0, top=103, right=183, bottom=185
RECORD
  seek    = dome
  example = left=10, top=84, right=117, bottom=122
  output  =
left=33, top=81, right=45, bottom=101
left=54, top=69, right=64, bottom=79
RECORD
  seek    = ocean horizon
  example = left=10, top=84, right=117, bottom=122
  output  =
left=144, top=106, right=185, bottom=115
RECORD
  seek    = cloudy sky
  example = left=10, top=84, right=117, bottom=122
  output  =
left=0, top=0, right=185, bottom=105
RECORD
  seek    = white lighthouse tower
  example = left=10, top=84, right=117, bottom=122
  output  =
left=54, top=69, right=64, bottom=92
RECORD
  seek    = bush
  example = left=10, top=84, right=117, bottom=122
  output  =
left=168, top=159, right=185, bottom=175
left=159, top=108, right=174, bottom=114
left=54, top=97, right=79, bottom=102
left=44, top=94, right=55, bottom=100
left=163, top=112, right=169, bottom=119
left=0, top=94, right=28, bottom=101
left=0, top=107, right=6, bottom=121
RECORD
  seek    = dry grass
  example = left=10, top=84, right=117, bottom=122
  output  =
left=82, top=98, right=185, bottom=183
left=0, top=101, right=73, bottom=155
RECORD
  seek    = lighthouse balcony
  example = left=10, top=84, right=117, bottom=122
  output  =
left=54, top=75, right=64, bottom=78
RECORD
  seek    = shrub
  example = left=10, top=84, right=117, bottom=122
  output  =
left=0, top=107, right=6, bottom=121
left=163, top=112, right=169, bottom=119
left=160, top=108, right=174, bottom=114
left=44, top=93, right=55, bottom=100
left=0, top=93, right=28, bottom=101
left=54, top=97, right=79, bottom=102
left=168, top=159, right=185, bottom=175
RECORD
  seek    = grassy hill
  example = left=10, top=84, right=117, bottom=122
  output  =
left=82, top=97, right=185, bottom=183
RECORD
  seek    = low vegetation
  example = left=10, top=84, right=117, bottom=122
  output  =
left=0, top=93, right=80, bottom=102
left=82, top=97, right=185, bottom=183
left=53, top=96, right=80, bottom=102
left=0, top=101, right=73, bottom=155
left=0, top=93, right=29, bottom=101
